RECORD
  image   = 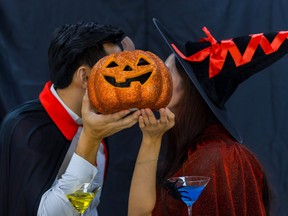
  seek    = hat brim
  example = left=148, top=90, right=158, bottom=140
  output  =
left=153, top=18, right=242, bottom=143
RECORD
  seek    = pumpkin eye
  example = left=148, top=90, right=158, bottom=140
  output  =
left=107, top=61, right=118, bottom=68
left=123, top=65, right=133, bottom=71
left=137, top=58, right=150, bottom=66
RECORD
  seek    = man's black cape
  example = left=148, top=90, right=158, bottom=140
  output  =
left=0, top=98, right=70, bottom=215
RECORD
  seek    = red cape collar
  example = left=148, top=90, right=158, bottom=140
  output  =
left=39, top=81, right=108, bottom=173
left=39, top=81, right=78, bottom=141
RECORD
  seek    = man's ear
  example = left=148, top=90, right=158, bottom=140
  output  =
left=75, top=65, right=90, bottom=88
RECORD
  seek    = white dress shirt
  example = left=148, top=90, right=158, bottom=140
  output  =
left=37, top=85, right=105, bottom=216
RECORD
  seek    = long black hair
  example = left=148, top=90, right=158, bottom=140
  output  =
left=157, top=57, right=217, bottom=182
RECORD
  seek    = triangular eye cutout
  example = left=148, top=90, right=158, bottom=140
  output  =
left=137, top=58, right=150, bottom=66
left=106, top=61, right=118, bottom=68
left=123, top=65, right=133, bottom=71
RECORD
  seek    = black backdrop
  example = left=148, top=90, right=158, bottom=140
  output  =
left=1, top=0, right=287, bottom=215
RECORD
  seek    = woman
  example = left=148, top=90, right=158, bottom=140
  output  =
left=129, top=53, right=270, bottom=216
left=129, top=18, right=288, bottom=215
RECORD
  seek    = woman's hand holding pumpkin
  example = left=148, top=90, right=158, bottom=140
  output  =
left=136, top=108, right=175, bottom=165
left=139, top=108, right=175, bottom=144
left=135, top=107, right=175, bottom=177
left=129, top=108, right=175, bottom=216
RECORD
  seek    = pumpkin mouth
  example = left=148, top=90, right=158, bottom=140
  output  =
left=104, top=72, right=152, bottom=87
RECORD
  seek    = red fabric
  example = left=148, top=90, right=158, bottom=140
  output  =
left=152, top=125, right=266, bottom=216
left=39, top=81, right=78, bottom=140
left=171, top=30, right=288, bottom=78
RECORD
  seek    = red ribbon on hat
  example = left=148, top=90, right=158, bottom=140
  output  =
left=172, top=28, right=288, bottom=78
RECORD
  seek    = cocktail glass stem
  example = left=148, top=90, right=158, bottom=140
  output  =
left=187, top=205, right=192, bottom=216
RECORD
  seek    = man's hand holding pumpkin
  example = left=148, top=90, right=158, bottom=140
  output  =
left=76, top=91, right=140, bottom=165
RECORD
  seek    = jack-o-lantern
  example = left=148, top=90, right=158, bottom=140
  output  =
left=88, top=50, right=173, bottom=114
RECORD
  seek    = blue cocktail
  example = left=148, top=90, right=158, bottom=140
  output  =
left=167, top=176, right=210, bottom=216
left=178, top=185, right=205, bottom=206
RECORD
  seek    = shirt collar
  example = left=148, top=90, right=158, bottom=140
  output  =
left=39, top=81, right=79, bottom=140
left=50, top=84, right=83, bottom=125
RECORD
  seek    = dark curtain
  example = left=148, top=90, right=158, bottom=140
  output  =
left=0, top=0, right=287, bottom=215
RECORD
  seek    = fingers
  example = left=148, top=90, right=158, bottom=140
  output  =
left=139, top=115, right=145, bottom=129
left=138, top=108, right=175, bottom=130
left=141, top=108, right=157, bottom=127
left=123, top=110, right=141, bottom=128
left=81, top=91, right=90, bottom=117
left=106, top=109, right=140, bottom=130
left=163, top=108, right=175, bottom=127
left=159, top=108, right=168, bottom=124
left=108, top=109, right=134, bottom=122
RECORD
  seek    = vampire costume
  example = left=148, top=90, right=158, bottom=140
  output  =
left=0, top=81, right=106, bottom=216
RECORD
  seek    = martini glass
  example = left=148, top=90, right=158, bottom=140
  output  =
left=167, top=176, right=210, bottom=216
left=66, top=182, right=101, bottom=216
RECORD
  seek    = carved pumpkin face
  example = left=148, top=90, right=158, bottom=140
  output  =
left=88, top=50, right=173, bottom=114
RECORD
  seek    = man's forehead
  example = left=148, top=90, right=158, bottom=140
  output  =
left=102, top=36, right=135, bottom=55
left=120, top=36, right=135, bottom=51
left=103, top=42, right=122, bottom=54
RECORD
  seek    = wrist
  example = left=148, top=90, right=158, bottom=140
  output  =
left=81, top=127, right=102, bottom=142
left=138, top=137, right=162, bottom=159
left=142, top=135, right=162, bottom=148
left=75, top=129, right=102, bottom=165
left=136, top=158, right=158, bottom=165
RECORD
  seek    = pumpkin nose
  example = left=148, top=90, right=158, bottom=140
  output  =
left=123, top=65, right=133, bottom=71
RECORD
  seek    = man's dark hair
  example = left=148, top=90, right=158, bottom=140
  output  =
left=48, top=21, right=125, bottom=89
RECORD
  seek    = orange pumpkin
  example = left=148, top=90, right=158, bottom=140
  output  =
left=88, top=50, right=173, bottom=114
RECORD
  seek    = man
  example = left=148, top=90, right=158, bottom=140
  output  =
left=0, top=21, right=139, bottom=216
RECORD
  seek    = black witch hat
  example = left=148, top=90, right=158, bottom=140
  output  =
left=153, top=18, right=288, bottom=143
